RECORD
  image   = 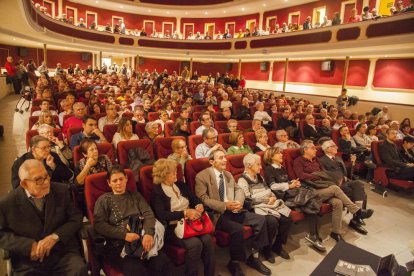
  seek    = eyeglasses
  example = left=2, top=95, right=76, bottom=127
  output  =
left=25, top=175, right=50, bottom=185
left=35, top=145, right=51, bottom=151
left=206, top=136, right=217, bottom=140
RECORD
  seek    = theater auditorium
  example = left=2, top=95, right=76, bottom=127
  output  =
left=0, top=0, right=413, bottom=275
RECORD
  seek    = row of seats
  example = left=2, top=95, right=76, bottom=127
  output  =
left=83, top=147, right=333, bottom=274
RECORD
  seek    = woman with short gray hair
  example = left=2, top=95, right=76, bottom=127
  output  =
left=238, top=153, right=293, bottom=263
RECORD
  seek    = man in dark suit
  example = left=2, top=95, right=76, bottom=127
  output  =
left=195, top=149, right=271, bottom=276
left=0, top=159, right=86, bottom=275
left=303, top=115, right=322, bottom=143
left=379, top=129, right=414, bottom=181
left=318, top=139, right=369, bottom=234
left=11, top=135, right=73, bottom=189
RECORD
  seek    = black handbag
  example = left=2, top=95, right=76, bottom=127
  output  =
left=125, top=216, right=147, bottom=260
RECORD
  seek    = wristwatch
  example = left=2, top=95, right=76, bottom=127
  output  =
left=50, top=233, right=60, bottom=241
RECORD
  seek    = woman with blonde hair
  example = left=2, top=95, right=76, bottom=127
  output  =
left=253, top=128, right=271, bottom=153
left=151, top=159, right=215, bottom=276
left=112, top=117, right=139, bottom=149
left=32, top=110, right=59, bottom=130
left=227, top=130, right=253, bottom=155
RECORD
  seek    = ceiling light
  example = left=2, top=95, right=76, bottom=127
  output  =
left=241, top=7, right=245, bottom=11
left=262, top=3, right=266, bottom=7
left=284, top=0, right=288, bottom=2
left=148, top=9, right=151, bottom=12
left=12, top=38, right=16, bottom=41
left=185, top=11, right=188, bottom=15
left=120, top=5, right=124, bottom=8
left=223, top=10, right=226, bottom=13
left=166, top=11, right=170, bottom=14
left=95, top=0, right=98, bottom=3
left=204, top=11, right=208, bottom=15
left=384, top=55, right=389, bottom=57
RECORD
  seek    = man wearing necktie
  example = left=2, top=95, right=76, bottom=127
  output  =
left=196, top=149, right=271, bottom=276
left=319, top=139, right=370, bottom=235
left=0, top=159, right=87, bottom=275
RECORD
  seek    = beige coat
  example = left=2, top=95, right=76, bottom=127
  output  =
left=195, top=167, right=245, bottom=218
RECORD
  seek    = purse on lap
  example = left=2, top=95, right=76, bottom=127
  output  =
left=174, top=212, right=214, bottom=239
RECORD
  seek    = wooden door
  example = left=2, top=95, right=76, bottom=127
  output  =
left=144, top=21, right=154, bottom=35
left=249, top=20, right=256, bottom=31
left=86, top=13, right=96, bottom=27
left=163, top=23, right=173, bottom=37
left=207, top=24, right=214, bottom=36
left=344, top=3, right=355, bottom=21
left=184, top=24, right=194, bottom=39
left=291, top=14, right=300, bottom=24
left=226, top=23, right=235, bottom=36
left=269, top=18, right=276, bottom=32
left=66, top=8, right=74, bottom=21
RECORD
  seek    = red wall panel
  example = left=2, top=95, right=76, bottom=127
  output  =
left=272, top=61, right=286, bottom=82
left=373, top=59, right=414, bottom=90
left=62, top=0, right=175, bottom=31
left=346, top=59, right=370, bottom=87
left=0, top=44, right=89, bottom=69
left=138, top=58, right=180, bottom=74
left=287, top=60, right=345, bottom=85
left=181, top=13, right=259, bottom=35
left=193, top=62, right=238, bottom=76
left=241, top=62, right=270, bottom=81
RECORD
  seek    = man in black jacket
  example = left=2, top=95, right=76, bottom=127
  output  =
left=0, top=160, right=86, bottom=275
left=379, top=129, right=414, bottom=181
left=11, top=136, right=73, bottom=189
left=319, top=139, right=369, bottom=234
left=277, top=108, right=299, bottom=139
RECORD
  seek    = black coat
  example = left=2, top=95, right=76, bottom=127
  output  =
left=151, top=182, right=202, bottom=226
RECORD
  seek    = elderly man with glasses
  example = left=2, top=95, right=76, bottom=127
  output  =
left=0, top=159, right=87, bottom=275
left=195, top=128, right=225, bottom=159
left=11, top=135, right=73, bottom=189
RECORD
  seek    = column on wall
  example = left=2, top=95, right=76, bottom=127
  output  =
left=366, top=58, right=377, bottom=88
left=283, top=58, right=289, bottom=92
left=238, top=59, right=242, bottom=79
left=342, top=56, right=350, bottom=90
left=99, top=51, right=102, bottom=68
left=43, top=44, right=47, bottom=67
left=268, top=61, right=274, bottom=82
left=58, top=0, right=62, bottom=17
left=176, top=17, right=181, bottom=35
left=189, top=58, right=193, bottom=77
left=259, top=11, right=264, bottom=31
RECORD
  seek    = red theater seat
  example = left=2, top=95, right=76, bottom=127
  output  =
left=134, top=123, right=147, bottom=138
left=117, top=139, right=154, bottom=166
left=188, top=135, right=203, bottom=159
left=190, top=121, right=201, bottom=134
left=154, top=136, right=186, bottom=159
left=226, top=153, right=247, bottom=181
left=148, top=112, right=159, bottom=121
left=244, top=132, right=257, bottom=150
left=268, top=130, right=277, bottom=146
left=218, top=133, right=232, bottom=150
left=84, top=170, right=135, bottom=276
left=371, top=140, right=414, bottom=191
left=67, top=127, right=83, bottom=145
left=331, top=128, right=356, bottom=146
left=165, top=122, right=174, bottom=137
left=73, top=143, right=115, bottom=167
left=25, top=128, right=62, bottom=151
left=103, top=124, right=118, bottom=143
left=192, top=112, right=202, bottom=122
left=194, top=105, right=205, bottom=112
left=92, top=112, right=107, bottom=121
left=214, top=121, right=228, bottom=134
left=170, top=112, right=181, bottom=121
left=237, top=120, right=252, bottom=131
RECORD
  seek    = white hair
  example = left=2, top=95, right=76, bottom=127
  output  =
left=243, top=153, right=261, bottom=169
left=18, top=160, right=44, bottom=181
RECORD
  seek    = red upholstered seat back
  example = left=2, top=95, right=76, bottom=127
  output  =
left=192, top=112, right=203, bottom=122
left=85, top=169, right=136, bottom=224
left=214, top=121, right=228, bottom=134
left=165, top=122, right=174, bottom=137
left=73, top=143, right=115, bottom=167
left=67, top=127, right=83, bottom=144
left=371, top=141, right=383, bottom=165
left=218, top=133, right=232, bottom=150
left=117, top=139, right=154, bottom=166
left=268, top=130, right=277, bottom=146
left=226, top=153, right=247, bottom=181
left=170, top=112, right=180, bottom=121
left=188, top=135, right=203, bottom=159
left=154, top=136, right=186, bottom=159
left=147, top=112, right=159, bottom=121
left=103, top=124, right=118, bottom=142
left=134, top=123, right=147, bottom=139
left=283, top=148, right=302, bottom=180
left=190, top=121, right=201, bottom=134
left=237, top=120, right=252, bottom=131
left=185, top=158, right=211, bottom=193
left=244, top=132, right=257, bottom=149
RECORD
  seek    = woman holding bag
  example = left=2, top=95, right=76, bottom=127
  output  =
left=151, top=159, right=215, bottom=276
